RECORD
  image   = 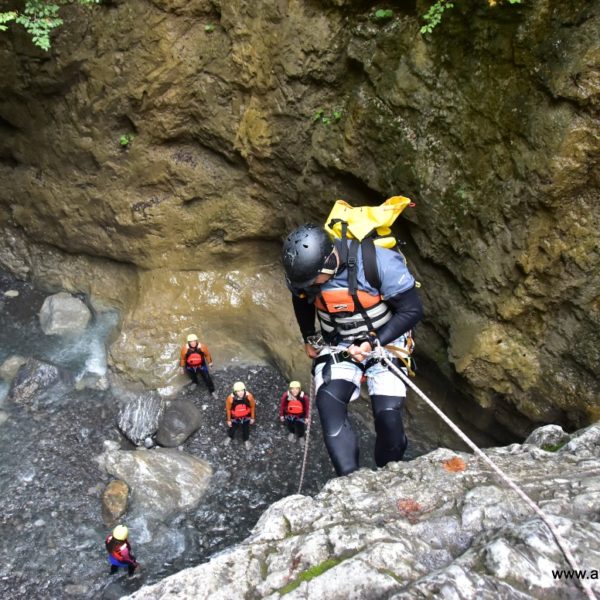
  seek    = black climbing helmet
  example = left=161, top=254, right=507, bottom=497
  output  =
left=282, top=224, right=335, bottom=288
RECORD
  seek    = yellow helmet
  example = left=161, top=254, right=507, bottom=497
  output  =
left=233, top=381, right=246, bottom=392
left=187, top=334, right=198, bottom=343
left=112, top=525, right=128, bottom=541
left=289, top=381, right=301, bottom=389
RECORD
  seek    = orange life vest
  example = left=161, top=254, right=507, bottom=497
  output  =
left=231, top=395, right=251, bottom=419
left=315, top=288, right=392, bottom=343
left=285, top=392, right=305, bottom=416
left=186, top=348, right=204, bottom=367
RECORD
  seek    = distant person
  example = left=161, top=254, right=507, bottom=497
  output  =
left=105, top=525, right=139, bottom=577
left=279, top=380, right=310, bottom=447
left=180, top=333, right=217, bottom=398
left=225, top=381, right=256, bottom=449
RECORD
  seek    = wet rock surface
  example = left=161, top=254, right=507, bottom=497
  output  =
left=38, top=291, right=92, bottom=335
left=96, top=445, right=213, bottom=521
left=0, top=1, right=597, bottom=434
left=0, top=355, right=27, bottom=382
left=7, top=357, right=74, bottom=406
left=101, top=479, right=130, bottom=527
left=154, top=398, right=202, bottom=447
left=117, top=393, right=164, bottom=446
left=127, top=423, right=600, bottom=600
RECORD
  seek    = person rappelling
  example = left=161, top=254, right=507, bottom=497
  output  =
left=225, top=381, right=256, bottom=449
left=279, top=380, right=310, bottom=447
left=180, top=333, right=218, bottom=398
left=281, top=197, right=423, bottom=476
left=105, top=525, right=140, bottom=577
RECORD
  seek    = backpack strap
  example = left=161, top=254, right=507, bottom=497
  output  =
left=347, top=239, right=377, bottom=335
left=360, top=236, right=381, bottom=290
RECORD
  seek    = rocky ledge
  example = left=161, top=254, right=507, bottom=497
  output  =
left=126, top=423, right=600, bottom=600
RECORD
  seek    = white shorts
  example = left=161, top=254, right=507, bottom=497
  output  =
left=313, top=338, right=408, bottom=400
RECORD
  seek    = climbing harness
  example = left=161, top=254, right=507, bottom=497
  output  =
left=369, top=340, right=597, bottom=600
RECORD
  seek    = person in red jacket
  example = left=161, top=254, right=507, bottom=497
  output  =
left=105, top=525, right=139, bottom=577
left=225, top=381, right=256, bottom=449
left=179, top=333, right=217, bottom=398
left=279, top=380, right=310, bottom=447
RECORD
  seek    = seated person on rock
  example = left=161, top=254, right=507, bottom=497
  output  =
left=180, top=333, right=217, bottom=398
left=279, top=380, right=310, bottom=447
left=225, top=381, right=255, bottom=449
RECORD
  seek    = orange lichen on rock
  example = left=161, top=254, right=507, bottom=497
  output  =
left=442, top=456, right=467, bottom=472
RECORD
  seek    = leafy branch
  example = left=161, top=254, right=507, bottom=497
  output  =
left=313, top=108, right=343, bottom=126
left=420, top=0, right=523, bottom=35
left=0, top=0, right=100, bottom=51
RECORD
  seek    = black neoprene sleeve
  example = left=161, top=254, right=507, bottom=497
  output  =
left=292, top=294, right=316, bottom=342
left=376, top=285, right=424, bottom=346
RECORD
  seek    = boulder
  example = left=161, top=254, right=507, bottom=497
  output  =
left=39, top=292, right=92, bottom=335
left=101, top=479, right=130, bottom=526
left=524, top=424, right=571, bottom=451
left=7, top=358, right=74, bottom=406
left=124, top=422, right=600, bottom=600
left=117, top=393, right=164, bottom=446
left=155, top=398, right=202, bottom=447
left=0, top=355, right=27, bottom=382
left=96, top=447, right=212, bottom=521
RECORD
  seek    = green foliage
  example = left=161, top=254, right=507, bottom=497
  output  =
left=420, top=0, right=454, bottom=35
left=278, top=558, right=343, bottom=595
left=204, top=23, right=215, bottom=33
left=541, top=441, right=567, bottom=452
left=0, top=11, right=18, bottom=32
left=313, top=108, right=343, bottom=126
left=420, top=0, right=523, bottom=35
left=371, top=8, right=394, bottom=21
left=119, top=133, right=133, bottom=148
left=0, top=0, right=99, bottom=51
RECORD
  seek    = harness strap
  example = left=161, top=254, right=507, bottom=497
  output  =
left=347, top=239, right=379, bottom=335
left=385, top=344, right=416, bottom=377
left=311, top=350, right=366, bottom=375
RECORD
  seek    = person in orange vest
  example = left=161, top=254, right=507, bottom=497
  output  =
left=180, top=333, right=217, bottom=399
left=105, top=524, right=139, bottom=577
left=279, top=380, right=310, bottom=447
left=225, top=381, right=255, bottom=449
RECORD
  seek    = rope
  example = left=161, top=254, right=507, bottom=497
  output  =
left=374, top=342, right=597, bottom=600
left=297, top=374, right=315, bottom=494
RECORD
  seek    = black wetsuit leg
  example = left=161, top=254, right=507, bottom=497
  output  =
left=228, top=421, right=239, bottom=439
left=316, top=379, right=359, bottom=476
left=198, top=367, right=215, bottom=393
left=371, top=394, right=407, bottom=467
left=186, top=367, right=199, bottom=384
left=110, top=565, right=119, bottom=574
left=295, top=420, right=305, bottom=438
left=285, top=419, right=294, bottom=434
left=241, top=419, right=250, bottom=441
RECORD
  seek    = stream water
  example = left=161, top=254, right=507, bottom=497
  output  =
left=0, top=269, right=496, bottom=599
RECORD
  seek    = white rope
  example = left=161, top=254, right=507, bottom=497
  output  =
left=297, top=374, right=315, bottom=494
left=374, top=342, right=596, bottom=600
